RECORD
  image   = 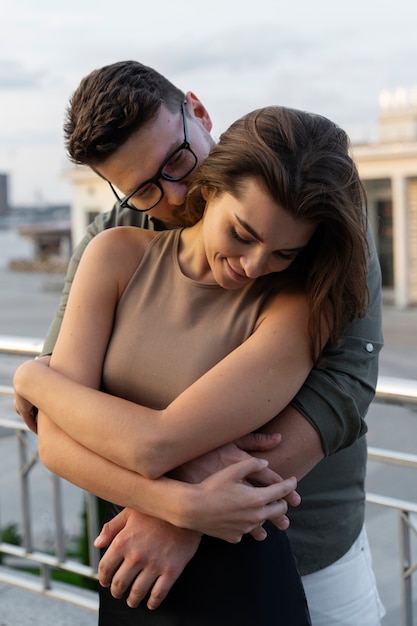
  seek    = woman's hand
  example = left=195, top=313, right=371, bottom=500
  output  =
left=171, top=438, right=300, bottom=540
left=180, top=457, right=298, bottom=543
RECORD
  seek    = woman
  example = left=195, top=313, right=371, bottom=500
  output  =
left=14, top=106, right=368, bottom=625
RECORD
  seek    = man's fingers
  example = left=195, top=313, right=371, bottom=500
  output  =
left=146, top=573, right=181, bottom=611
left=94, top=511, right=128, bottom=549
left=248, top=525, right=268, bottom=541
left=98, top=552, right=124, bottom=588
left=13, top=399, right=38, bottom=433
left=271, top=514, right=291, bottom=531
left=285, top=490, right=301, bottom=507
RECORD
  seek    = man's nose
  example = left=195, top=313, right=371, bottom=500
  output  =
left=161, top=180, right=188, bottom=206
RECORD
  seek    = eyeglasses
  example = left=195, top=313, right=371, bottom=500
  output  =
left=108, top=101, right=198, bottom=212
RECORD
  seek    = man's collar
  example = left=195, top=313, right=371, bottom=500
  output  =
left=150, top=217, right=180, bottom=231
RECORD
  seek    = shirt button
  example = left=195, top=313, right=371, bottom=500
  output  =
left=365, top=342, right=374, bottom=353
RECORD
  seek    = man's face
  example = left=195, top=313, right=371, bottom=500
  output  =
left=95, top=95, right=214, bottom=226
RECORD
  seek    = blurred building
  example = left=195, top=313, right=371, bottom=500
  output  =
left=5, top=201, right=72, bottom=272
left=65, top=90, right=417, bottom=308
left=353, top=87, right=417, bottom=308
left=63, top=166, right=116, bottom=249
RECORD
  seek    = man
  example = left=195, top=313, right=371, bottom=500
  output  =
left=20, top=61, right=385, bottom=624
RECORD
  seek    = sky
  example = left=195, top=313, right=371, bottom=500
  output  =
left=1, top=0, right=416, bottom=207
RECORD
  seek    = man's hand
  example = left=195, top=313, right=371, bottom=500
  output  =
left=173, top=433, right=280, bottom=481
left=94, top=508, right=201, bottom=610
left=13, top=355, right=51, bottom=433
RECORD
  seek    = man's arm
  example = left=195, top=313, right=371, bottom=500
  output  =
left=289, top=225, right=383, bottom=456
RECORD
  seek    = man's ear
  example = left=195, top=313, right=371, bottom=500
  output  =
left=185, top=91, right=213, bottom=132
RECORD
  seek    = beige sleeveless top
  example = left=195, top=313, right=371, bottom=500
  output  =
left=102, top=228, right=277, bottom=409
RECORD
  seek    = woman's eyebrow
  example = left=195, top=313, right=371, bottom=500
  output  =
left=234, top=214, right=306, bottom=252
left=235, top=215, right=264, bottom=242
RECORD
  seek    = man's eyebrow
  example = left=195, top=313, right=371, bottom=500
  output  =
left=235, top=214, right=308, bottom=252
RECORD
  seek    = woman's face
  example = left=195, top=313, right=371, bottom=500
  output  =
left=201, top=179, right=317, bottom=290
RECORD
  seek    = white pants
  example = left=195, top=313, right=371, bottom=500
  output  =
left=301, top=526, right=385, bottom=626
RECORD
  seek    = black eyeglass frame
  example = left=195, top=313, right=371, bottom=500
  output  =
left=108, top=101, right=198, bottom=212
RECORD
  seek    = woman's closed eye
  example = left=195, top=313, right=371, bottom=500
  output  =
left=274, top=250, right=298, bottom=261
left=232, top=227, right=299, bottom=260
left=231, top=227, right=251, bottom=245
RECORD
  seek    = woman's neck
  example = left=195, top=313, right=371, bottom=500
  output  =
left=177, top=222, right=214, bottom=283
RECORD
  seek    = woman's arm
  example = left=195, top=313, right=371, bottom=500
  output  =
left=34, top=410, right=295, bottom=543
left=14, top=227, right=299, bottom=538
left=15, top=225, right=318, bottom=479
left=15, top=226, right=320, bottom=478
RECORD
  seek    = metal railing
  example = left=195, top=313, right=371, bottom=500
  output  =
left=0, top=336, right=416, bottom=623
left=366, top=376, right=417, bottom=626
left=0, top=335, right=99, bottom=612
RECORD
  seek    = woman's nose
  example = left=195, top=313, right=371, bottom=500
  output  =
left=241, top=254, right=269, bottom=279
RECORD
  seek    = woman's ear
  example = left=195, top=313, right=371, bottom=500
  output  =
left=201, top=185, right=214, bottom=202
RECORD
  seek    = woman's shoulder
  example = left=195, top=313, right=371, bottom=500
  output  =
left=93, top=225, right=156, bottom=249
left=81, top=226, right=159, bottom=291
left=254, top=284, right=309, bottom=330
left=86, top=226, right=156, bottom=263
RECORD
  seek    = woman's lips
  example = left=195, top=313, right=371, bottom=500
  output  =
left=225, top=259, right=248, bottom=282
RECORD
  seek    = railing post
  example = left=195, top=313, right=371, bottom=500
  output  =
left=85, top=493, right=100, bottom=571
left=17, top=429, right=37, bottom=552
left=41, top=562, right=52, bottom=590
left=399, top=509, right=415, bottom=626
left=52, top=473, right=66, bottom=562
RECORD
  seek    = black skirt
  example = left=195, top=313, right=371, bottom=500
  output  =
left=98, top=518, right=311, bottom=626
